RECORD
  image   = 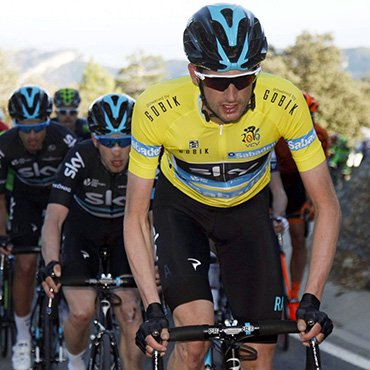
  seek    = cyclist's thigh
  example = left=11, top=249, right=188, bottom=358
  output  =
left=62, top=206, right=130, bottom=277
left=109, top=230, right=131, bottom=277
left=61, top=232, right=100, bottom=279
left=153, top=175, right=213, bottom=312
left=8, top=187, right=48, bottom=246
left=70, top=207, right=131, bottom=277
left=213, top=187, right=284, bottom=324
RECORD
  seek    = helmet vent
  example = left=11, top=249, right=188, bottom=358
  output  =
left=220, top=8, right=233, bottom=27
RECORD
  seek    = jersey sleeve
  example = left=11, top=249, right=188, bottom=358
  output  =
left=128, top=95, right=163, bottom=179
left=279, top=89, right=326, bottom=172
left=0, top=134, right=11, bottom=194
left=48, top=146, right=83, bottom=208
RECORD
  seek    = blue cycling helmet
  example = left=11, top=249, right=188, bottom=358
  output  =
left=87, top=94, right=135, bottom=136
left=8, top=85, right=52, bottom=121
left=184, top=4, right=268, bottom=72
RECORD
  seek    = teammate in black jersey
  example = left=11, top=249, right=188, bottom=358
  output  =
left=0, top=85, right=77, bottom=370
left=51, top=88, right=90, bottom=141
left=40, top=94, right=144, bottom=370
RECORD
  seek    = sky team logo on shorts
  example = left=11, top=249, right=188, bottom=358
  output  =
left=241, top=126, right=261, bottom=147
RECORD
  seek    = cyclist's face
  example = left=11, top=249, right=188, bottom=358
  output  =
left=17, top=119, right=47, bottom=153
left=56, top=106, right=78, bottom=131
left=189, top=64, right=254, bottom=125
left=92, top=134, right=130, bottom=173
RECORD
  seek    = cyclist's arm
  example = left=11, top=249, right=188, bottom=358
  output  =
left=41, top=203, right=69, bottom=295
left=0, top=193, right=12, bottom=255
left=269, top=171, right=288, bottom=234
left=299, top=161, right=341, bottom=340
left=42, top=203, right=69, bottom=263
left=124, top=171, right=159, bottom=308
left=269, top=171, right=287, bottom=218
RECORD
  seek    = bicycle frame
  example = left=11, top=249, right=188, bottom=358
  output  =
left=27, top=247, right=66, bottom=370
left=87, top=281, right=122, bottom=370
left=0, top=253, right=16, bottom=358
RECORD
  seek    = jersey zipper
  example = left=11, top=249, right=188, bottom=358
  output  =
left=218, top=124, right=227, bottom=183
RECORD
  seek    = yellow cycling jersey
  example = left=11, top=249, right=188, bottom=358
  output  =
left=129, top=72, right=325, bottom=207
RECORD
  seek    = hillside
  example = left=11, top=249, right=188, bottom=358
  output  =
left=4, top=47, right=370, bottom=88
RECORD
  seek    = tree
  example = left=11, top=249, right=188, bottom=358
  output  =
left=116, top=50, right=167, bottom=99
left=0, top=49, right=19, bottom=125
left=78, top=59, right=117, bottom=117
left=263, top=32, right=370, bottom=143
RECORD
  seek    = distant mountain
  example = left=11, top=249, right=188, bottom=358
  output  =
left=5, top=47, right=370, bottom=88
left=7, top=49, right=90, bottom=86
left=6, top=49, right=120, bottom=87
left=342, top=48, right=370, bottom=79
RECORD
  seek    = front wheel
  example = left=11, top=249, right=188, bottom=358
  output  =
left=42, top=302, right=53, bottom=370
left=88, top=332, right=120, bottom=370
left=0, top=322, right=9, bottom=358
left=100, top=333, right=111, bottom=370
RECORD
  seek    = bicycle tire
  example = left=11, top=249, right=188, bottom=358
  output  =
left=0, top=257, right=16, bottom=358
left=0, top=323, right=8, bottom=358
left=87, top=338, right=99, bottom=370
left=280, top=301, right=290, bottom=351
left=279, top=249, right=291, bottom=352
left=42, top=296, right=53, bottom=370
left=100, top=333, right=111, bottom=370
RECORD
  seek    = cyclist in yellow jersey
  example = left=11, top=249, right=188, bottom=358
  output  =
left=124, top=4, right=341, bottom=370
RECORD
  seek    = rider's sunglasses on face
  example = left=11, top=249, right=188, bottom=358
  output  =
left=194, top=65, right=261, bottom=92
left=14, top=119, right=50, bottom=133
left=93, top=133, right=131, bottom=148
left=56, top=108, right=78, bottom=115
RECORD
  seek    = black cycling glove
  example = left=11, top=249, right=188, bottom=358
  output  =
left=37, top=261, right=61, bottom=284
left=135, top=303, right=169, bottom=354
left=296, top=293, right=333, bottom=339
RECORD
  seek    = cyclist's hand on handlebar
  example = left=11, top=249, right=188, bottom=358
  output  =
left=37, top=261, right=62, bottom=298
left=136, top=302, right=169, bottom=357
left=296, top=293, right=333, bottom=346
left=272, top=216, right=289, bottom=235
left=0, top=235, right=12, bottom=256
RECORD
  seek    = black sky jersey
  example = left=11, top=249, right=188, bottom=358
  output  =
left=0, top=122, right=77, bottom=192
left=49, top=140, right=127, bottom=219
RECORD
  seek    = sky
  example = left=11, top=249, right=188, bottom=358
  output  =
left=1, top=0, right=370, bottom=68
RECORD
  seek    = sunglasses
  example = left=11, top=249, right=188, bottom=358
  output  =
left=93, top=134, right=131, bottom=148
left=194, top=65, right=261, bottom=91
left=56, top=108, right=78, bottom=115
left=14, top=119, right=50, bottom=133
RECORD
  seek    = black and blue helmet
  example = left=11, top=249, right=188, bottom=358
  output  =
left=87, top=94, right=135, bottom=136
left=8, top=85, right=52, bottom=121
left=184, top=4, right=268, bottom=72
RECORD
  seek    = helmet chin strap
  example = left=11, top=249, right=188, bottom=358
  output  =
left=199, top=81, right=257, bottom=123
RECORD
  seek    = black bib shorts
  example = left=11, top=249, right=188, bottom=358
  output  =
left=153, top=174, right=284, bottom=343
